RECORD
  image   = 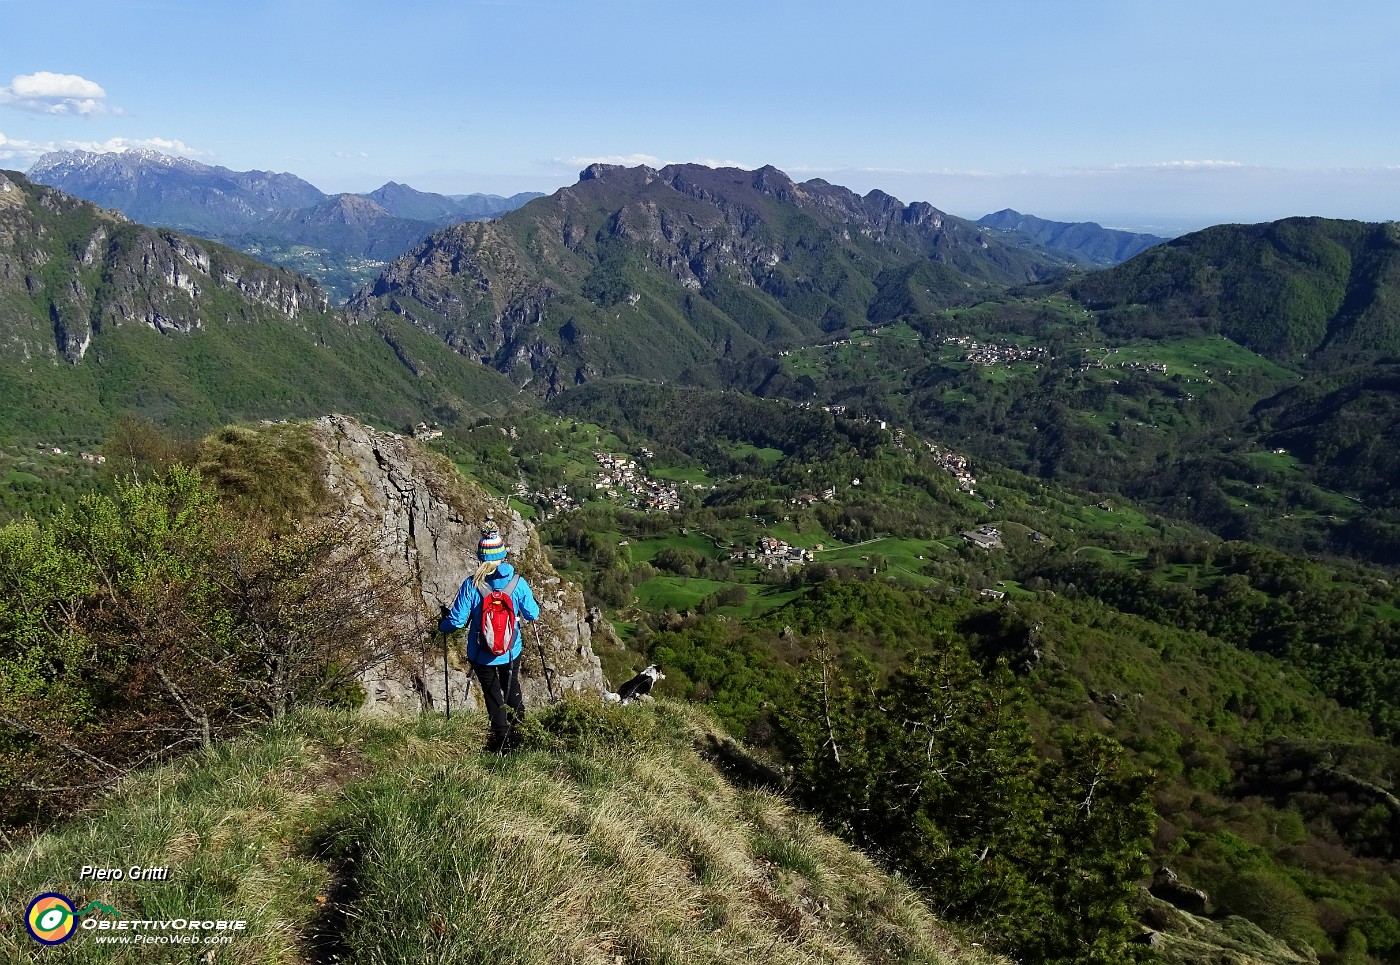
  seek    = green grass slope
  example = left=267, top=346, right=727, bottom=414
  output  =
left=0, top=702, right=1002, bottom=965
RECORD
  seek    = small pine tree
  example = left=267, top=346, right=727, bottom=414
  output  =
left=778, top=643, right=1156, bottom=965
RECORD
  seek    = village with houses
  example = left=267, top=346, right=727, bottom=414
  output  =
left=924, top=441, right=977, bottom=495
left=943, top=335, right=1050, bottom=367
left=513, top=448, right=708, bottom=520
left=1077, top=351, right=1170, bottom=377
left=731, top=535, right=819, bottom=570
left=592, top=450, right=690, bottom=512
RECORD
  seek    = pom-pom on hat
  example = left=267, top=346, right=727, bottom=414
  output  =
left=478, top=523, right=507, bottom=563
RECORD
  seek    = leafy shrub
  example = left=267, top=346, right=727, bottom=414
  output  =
left=0, top=466, right=414, bottom=831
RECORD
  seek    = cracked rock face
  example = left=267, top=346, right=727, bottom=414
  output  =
left=308, top=414, right=611, bottom=714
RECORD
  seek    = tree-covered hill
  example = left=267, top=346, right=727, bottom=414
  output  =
left=1070, top=218, right=1400, bottom=365
left=432, top=388, right=1400, bottom=961
left=347, top=163, right=1072, bottom=394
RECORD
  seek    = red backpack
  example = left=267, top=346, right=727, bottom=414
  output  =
left=479, top=574, right=521, bottom=657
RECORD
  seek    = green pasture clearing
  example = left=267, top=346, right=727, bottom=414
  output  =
left=1103, top=336, right=1297, bottom=382
left=632, top=575, right=731, bottom=611
left=1072, top=546, right=1127, bottom=565
left=782, top=349, right=829, bottom=380
left=728, top=442, right=785, bottom=464
left=3, top=469, right=44, bottom=487
left=1373, top=603, right=1400, bottom=622
left=1068, top=500, right=1156, bottom=536
left=817, top=537, right=945, bottom=584
left=867, top=321, right=923, bottom=341
left=1157, top=562, right=1221, bottom=587
left=976, top=364, right=1030, bottom=385
left=766, top=520, right=833, bottom=549
left=748, top=585, right=805, bottom=614
left=627, top=532, right=724, bottom=562
left=648, top=464, right=714, bottom=486
left=1242, top=449, right=1305, bottom=475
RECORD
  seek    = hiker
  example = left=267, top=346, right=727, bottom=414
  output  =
left=439, top=525, right=540, bottom=752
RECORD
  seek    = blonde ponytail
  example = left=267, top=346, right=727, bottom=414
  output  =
left=471, top=559, right=500, bottom=591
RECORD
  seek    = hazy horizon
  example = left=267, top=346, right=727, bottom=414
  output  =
left=5, top=0, right=1396, bottom=231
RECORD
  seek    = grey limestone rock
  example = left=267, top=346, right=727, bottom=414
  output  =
left=308, top=414, right=610, bottom=714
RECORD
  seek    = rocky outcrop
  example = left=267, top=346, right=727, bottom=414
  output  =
left=1150, top=867, right=1211, bottom=916
left=308, top=414, right=611, bottom=714
left=1137, top=890, right=1319, bottom=965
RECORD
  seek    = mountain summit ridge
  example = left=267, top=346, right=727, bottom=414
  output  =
left=351, top=161, right=1071, bottom=394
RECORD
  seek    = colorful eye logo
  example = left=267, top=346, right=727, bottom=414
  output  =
left=26, top=892, right=77, bottom=945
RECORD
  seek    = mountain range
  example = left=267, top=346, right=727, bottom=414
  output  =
left=0, top=169, right=519, bottom=444
left=350, top=161, right=1075, bottom=393
left=25, top=150, right=543, bottom=301
left=977, top=208, right=1168, bottom=266
left=10, top=156, right=1400, bottom=541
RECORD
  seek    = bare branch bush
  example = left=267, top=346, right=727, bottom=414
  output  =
left=1, top=467, right=416, bottom=833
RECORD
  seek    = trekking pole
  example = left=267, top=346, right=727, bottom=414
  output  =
left=438, top=604, right=452, bottom=721
left=534, top=623, right=558, bottom=702
left=437, top=630, right=450, bottom=721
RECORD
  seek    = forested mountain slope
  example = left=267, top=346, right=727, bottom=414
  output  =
left=1071, top=218, right=1400, bottom=364
left=978, top=208, right=1167, bottom=266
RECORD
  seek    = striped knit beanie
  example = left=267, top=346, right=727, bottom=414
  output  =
left=477, top=525, right=507, bottom=563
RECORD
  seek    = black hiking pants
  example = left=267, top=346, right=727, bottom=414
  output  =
left=473, top=656, right=524, bottom=750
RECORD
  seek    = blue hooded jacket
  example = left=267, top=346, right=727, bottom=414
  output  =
left=439, top=562, right=541, bottom=665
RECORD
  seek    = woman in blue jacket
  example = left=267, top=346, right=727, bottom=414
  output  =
left=439, top=525, right=540, bottom=752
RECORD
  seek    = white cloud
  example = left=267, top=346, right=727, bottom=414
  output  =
left=0, top=132, right=211, bottom=164
left=0, top=71, right=115, bottom=116
left=1097, top=160, right=1248, bottom=172
left=334, top=150, right=370, bottom=159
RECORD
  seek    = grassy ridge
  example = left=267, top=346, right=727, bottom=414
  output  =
left=0, top=702, right=1001, bottom=965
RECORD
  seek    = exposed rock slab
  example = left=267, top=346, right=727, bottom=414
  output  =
left=308, top=414, right=610, bottom=713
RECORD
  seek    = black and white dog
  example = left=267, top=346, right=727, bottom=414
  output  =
left=610, top=665, right=665, bottom=705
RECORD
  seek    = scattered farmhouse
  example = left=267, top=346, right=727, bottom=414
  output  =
left=961, top=526, right=1003, bottom=550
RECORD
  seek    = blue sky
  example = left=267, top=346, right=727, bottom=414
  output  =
left=2, top=0, right=1398, bottom=233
